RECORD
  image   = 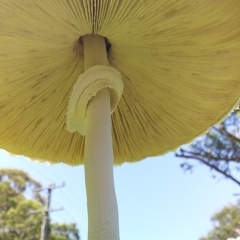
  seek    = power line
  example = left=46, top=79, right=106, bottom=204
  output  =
left=34, top=183, right=65, bottom=240
left=24, top=160, right=88, bottom=219
left=51, top=199, right=88, bottom=237
left=0, top=159, right=88, bottom=238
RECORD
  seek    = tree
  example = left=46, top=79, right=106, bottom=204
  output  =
left=49, top=223, right=80, bottom=240
left=0, top=168, right=80, bottom=240
left=0, top=169, right=43, bottom=240
left=199, top=200, right=240, bottom=240
left=176, top=110, right=240, bottom=186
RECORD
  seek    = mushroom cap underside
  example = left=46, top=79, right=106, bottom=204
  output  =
left=0, top=0, right=240, bottom=165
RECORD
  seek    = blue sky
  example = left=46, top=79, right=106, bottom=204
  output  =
left=0, top=149, right=239, bottom=240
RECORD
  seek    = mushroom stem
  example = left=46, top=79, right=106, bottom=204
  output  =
left=82, top=34, right=108, bottom=69
left=85, top=88, right=119, bottom=240
left=83, top=35, right=120, bottom=240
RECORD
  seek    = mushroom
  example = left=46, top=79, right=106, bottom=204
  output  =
left=0, top=1, right=240, bottom=239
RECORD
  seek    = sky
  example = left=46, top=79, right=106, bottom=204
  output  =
left=0, top=149, right=239, bottom=240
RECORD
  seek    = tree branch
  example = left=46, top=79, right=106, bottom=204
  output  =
left=178, top=148, right=240, bottom=162
left=176, top=149, right=240, bottom=186
left=216, top=124, right=240, bottom=144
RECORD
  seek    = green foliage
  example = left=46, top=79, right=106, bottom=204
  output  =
left=0, top=168, right=43, bottom=203
left=0, top=168, right=80, bottom=240
left=49, top=223, right=80, bottom=240
left=199, top=201, right=240, bottom=240
left=5, top=200, right=43, bottom=240
left=0, top=169, right=43, bottom=240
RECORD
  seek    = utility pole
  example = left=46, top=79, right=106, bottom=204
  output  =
left=34, top=183, right=65, bottom=240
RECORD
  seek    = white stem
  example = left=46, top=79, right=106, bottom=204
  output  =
left=83, top=35, right=120, bottom=240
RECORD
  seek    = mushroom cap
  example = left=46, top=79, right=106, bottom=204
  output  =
left=0, top=1, right=240, bottom=165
